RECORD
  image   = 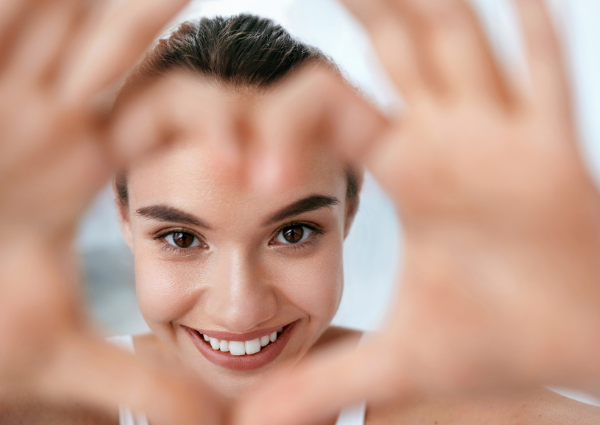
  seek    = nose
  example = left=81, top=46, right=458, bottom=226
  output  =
left=202, top=247, right=277, bottom=332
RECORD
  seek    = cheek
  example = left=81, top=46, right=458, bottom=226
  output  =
left=273, top=245, right=344, bottom=325
left=134, top=251, right=200, bottom=328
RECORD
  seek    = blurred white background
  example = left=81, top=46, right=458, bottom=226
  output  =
left=78, top=0, right=600, bottom=390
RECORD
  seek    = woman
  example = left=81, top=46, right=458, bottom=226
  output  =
left=111, top=14, right=600, bottom=425
left=2, top=12, right=600, bottom=425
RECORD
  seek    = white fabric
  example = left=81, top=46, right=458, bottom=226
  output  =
left=107, top=334, right=366, bottom=425
left=106, top=335, right=149, bottom=425
left=335, top=332, right=369, bottom=425
left=335, top=402, right=367, bottom=425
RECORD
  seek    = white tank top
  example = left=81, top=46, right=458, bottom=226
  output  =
left=107, top=335, right=366, bottom=425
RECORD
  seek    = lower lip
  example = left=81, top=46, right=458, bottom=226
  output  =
left=185, top=322, right=297, bottom=371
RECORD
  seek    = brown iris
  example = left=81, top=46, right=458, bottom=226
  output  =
left=282, top=225, right=304, bottom=243
left=172, top=232, right=195, bottom=248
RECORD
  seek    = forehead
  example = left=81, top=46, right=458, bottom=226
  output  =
left=127, top=132, right=347, bottom=225
left=126, top=83, right=349, bottom=226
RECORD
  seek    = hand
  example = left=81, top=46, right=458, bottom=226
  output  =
left=237, top=0, right=600, bottom=424
left=0, top=1, right=227, bottom=423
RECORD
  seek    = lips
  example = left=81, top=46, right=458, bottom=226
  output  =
left=184, top=322, right=297, bottom=371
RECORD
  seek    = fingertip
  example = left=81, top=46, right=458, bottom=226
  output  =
left=249, top=150, right=286, bottom=196
left=208, top=134, right=243, bottom=176
left=236, top=342, right=384, bottom=425
left=109, top=108, right=158, bottom=167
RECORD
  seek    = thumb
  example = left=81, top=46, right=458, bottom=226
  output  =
left=251, top=67, right=391, bottom=197
left=36, top=334, right=224, bottom=425
left=236, top=334, right=410, bottom=425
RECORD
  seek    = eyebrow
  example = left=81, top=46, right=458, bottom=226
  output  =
left=135, top=204, right=210, bottom=229
left=263, top=195, right=340, bottom=226
left=135, top=195, right=339, bottom=229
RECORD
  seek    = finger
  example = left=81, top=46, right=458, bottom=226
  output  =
left=512, top=0, right=570, bottom=111
left=0, top=0, right=39, bottom=69
left=3, top=0, right=85, bottom=84
left=0, top=226, right=220, bottom=425
left=236, top=336, right=409, bottom=425
left=340, top=0, right=427, bottom=102
left=60, top=0, right=191, bottom=106
left=251, top=67, right=390, bottom=196
left=36, top=335, right=223, bottom=425
left=110, top=73, right=243, bottom=172
left=389, top=0, right=513, bottom=104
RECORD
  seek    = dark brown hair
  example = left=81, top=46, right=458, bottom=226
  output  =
left=115, top=14, right=359, bottom=207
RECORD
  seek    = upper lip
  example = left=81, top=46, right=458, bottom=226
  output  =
left=185, top=323, right=289, bottom=341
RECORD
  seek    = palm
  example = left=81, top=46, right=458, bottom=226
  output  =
left=0, top=1, right=228, bottom=423
left=383, top=103, right=576, bottom=216
left=238, top=1, right=600, bottom=424
left=0, top=94, right=107, bottom=236
left=367, top=1, right=600, bottom=392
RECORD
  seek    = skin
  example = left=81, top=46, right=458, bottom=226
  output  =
left=116, top=83, right=600, bottom=425
left=3, top=0, right=600, bottom=424
left=8, top=81, right=593, bottom=425
left=237, top=1, right=600, bottom=425
left=0, top=1, right=222, bottom=424
left=1, top=84, right=361, bottom=422
left=119, top=96, right=354, bottom=397
left=7, top=79, right=600, bottom=425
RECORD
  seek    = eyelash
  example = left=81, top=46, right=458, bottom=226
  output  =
left=153, top=227, right=206, bottom=255
left=152, top=221, right=324, bottom=255
left=269, top=221, right=324, bottom=251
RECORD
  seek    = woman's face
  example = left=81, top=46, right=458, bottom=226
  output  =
left=119, top=86, right=354, bottom=397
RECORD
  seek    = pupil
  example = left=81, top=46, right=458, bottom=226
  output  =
left=283, top=226, right=303, bottom=243
left=173, top=232, right=194, bottom=248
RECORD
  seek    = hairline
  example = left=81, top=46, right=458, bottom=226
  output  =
left=114, top=15, right=361, bottom=209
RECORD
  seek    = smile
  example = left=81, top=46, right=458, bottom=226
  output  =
left=201, top=328, right=282, bottom=355
left=184, top=322, right=297, bottom=371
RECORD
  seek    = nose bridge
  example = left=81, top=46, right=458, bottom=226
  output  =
left=203, top=245, right=277, bottom=332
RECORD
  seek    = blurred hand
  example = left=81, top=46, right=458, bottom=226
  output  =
left=236, top=0, right=600, bottom=424
left=0, top=0, right=227, bottom=423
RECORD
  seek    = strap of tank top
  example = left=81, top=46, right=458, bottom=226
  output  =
left=334, top=331, right=370, bottom=425
left=106, top=335, right=149, bottom=425
left=107, top=334, right=368, bottom=425
left=335, top=402, right=367, bottom=425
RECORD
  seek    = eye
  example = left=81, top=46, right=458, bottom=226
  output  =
left=275, top=225, right=312, bottom=244
left=165, top=232, right=201, bottom=249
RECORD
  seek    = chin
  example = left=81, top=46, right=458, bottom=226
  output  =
left=181, top=329, right=312, bottom=398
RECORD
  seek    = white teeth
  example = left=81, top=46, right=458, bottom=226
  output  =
left=202, top=328, right=286, bottom=354
left=229, top=341, right=246, bottom=356
left=219, top=340, right=229, bottom=352
left=245, top=338, right=261, bottom=355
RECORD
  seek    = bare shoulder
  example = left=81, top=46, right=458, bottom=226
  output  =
left=0, top=335, right=175, bottom=425
left=310, top=326, right=363, bottom=353
left=0, top=393, right=118, bottom=425
left=132, top=333, right=183, bottom=369
left=366, top=388, right=600, bottom=425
